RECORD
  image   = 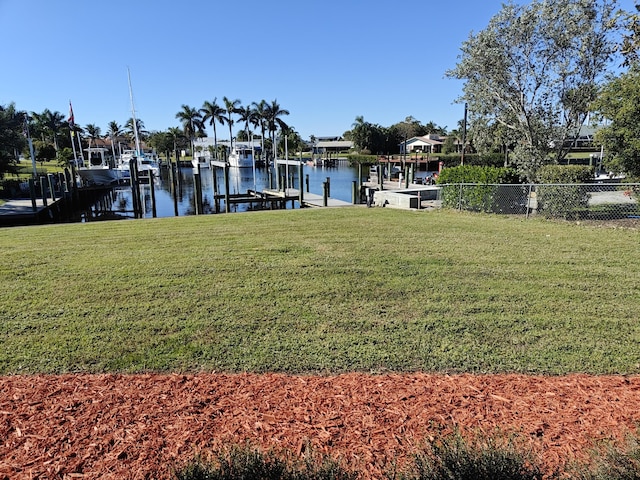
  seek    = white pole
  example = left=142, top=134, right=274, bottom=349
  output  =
left=128, top=67, right=141, bottom=156
left=251, top=133, right=256, bottom=192
left=24, top=119, right=37, bottom=178
left=285, top=134, right=289, bottom=192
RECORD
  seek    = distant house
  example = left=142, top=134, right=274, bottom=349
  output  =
left=401, top=134, right=444, bottom=154
left=313, top=137, right=353, bottom=155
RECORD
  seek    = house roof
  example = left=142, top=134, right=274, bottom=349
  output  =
left=316, top=140, right=353, bottom=149
left=404, top=135, right=443, bottom=146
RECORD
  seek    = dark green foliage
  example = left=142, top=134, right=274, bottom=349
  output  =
left=346, top=154, right=378, bottom=165
left=439, top=153, right=507, bottom=168
left=174, top=445, right=358, bottom=480
left=437, top=165, right=520, bottom=212
left=396, top=433, right=545, bottom=480
left=0, top=103, right=25, bottom=179
left=535, top=165, right=593, bottom=219
left=536, top=165, right=593, bottom=184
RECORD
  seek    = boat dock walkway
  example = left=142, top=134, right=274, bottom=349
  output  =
left=0, top=198, right=64, bottom=226
left=263, top=188, right=353, bottom=208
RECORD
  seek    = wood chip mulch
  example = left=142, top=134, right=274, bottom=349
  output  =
left=2, top=372, right=640, bottom=479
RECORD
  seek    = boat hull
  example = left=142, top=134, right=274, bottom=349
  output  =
left=228, top=154, right=254, bottom=168
left=77, top=167, right=120, bottom=186
left=192, top=157, right=210, bottom=169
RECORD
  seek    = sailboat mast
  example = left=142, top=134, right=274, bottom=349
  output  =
left=127, top=68, right=142, bottom=155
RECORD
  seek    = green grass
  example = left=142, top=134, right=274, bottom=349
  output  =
left=0, top=208, right=638, bottom=375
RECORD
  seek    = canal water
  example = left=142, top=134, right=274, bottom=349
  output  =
left=103, top=162, right=365, bottom=219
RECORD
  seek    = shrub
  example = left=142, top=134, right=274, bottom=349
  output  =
left=572, top=434, right=640, bottom=480
left=396, top=433, right=545, bottom=480
left=535, top=165, right=593, bottom=220
left=174, top=444, right=357, bottom=480
left=438, top=153, right=507, bottom=168
left=346, top=154, right=378, bottom=166
left=437, top=166, right=520, bottom=212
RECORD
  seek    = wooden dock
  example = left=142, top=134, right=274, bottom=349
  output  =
left=0, top=198, right=64, bottom=226
left=263, top=188, right=353, bottom=208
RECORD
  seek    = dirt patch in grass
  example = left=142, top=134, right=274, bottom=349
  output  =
left=2, top=373, right=639, bottom=479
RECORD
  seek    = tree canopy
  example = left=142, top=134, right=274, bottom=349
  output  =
left=592, top=68, right=640, bottom=178
left=0, top=103, right=26, bottom=178
left=447, top=0, right=619, bottom=181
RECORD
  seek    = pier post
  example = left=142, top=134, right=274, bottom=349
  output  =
left=150, top=172, right=157, bottom=218
left=130, top=159, right=142, bottom=218
left=322, top=181, right=328, bottom=207
left=170, top=162, right=179, bottom=217
left=326, top=177, right=330, bottom=197
left=223, top=163, right=231, bottom=213
left=194, top=164, right=203, bottom=215
left=39, top=176, right=47, bottom=207
left=29, top=179, right=37, bottom=211
left=212, top=166, right=220, bottom=213
left=47, top=174, right=56, bottom=202
left=298, top=162, right=303, bottom=205
left=194, top=172, right=201, bottom=214
left=305, top=174, right=309, bottom=192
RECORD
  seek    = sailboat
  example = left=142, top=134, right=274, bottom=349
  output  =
left=115, top=68, right=160, bottom=181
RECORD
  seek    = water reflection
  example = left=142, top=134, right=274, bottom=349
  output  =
left=100, top=162, right=361, bottom=219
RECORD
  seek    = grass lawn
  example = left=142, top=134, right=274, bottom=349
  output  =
left=0, top=208, right=638, bottom=375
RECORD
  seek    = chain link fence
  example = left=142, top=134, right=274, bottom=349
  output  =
left=438, top=183, right=640, bottom=222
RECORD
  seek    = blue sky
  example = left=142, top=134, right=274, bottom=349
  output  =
left=1, top=0, right=635, bottom=140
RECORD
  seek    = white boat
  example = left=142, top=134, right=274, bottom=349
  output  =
left=117, top=150, right=160, bottom=180
left=228, top=143, right=255, bottom=168
left=77, top=147, right=120, bottom=186
left=192, top=156, right=210, bottom=169
left=118, top=68, right=161, bottom=182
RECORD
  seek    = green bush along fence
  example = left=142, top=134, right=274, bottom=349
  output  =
left=439, top=183, right=640, bottom=221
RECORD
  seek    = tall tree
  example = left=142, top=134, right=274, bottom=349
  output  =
left=107, top=121, right=123, bottom=159
left=620, top=3, right=640, bottom=67
left=252, top=100, right=269, bottom=160
left=125, top=117, right=148, bottom=142
left=200, top=98, right=226, bottom=159
left=265, top=99, right=289, bottom=159
left=222, top=97, right=241, bottom=145
left=350, top=115, right=375, bottom=153
left=592, top=68, right=640, bottom=177
left=446, top=0, right=618, bottom=181
left=31, top=109, right=65, bottom=150
left=175, top=105, right=203, bottom=156
left=0, top=103, right=26, bottom=178
left=84, top=124, right=101, bottom=162
left=237, top=104, right=258, bottom=143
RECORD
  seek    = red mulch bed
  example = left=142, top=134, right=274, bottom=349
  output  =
left=2, top=373, right=640, bottom=479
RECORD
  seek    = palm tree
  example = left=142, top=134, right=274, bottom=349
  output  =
left=252, top=100, right=269, bottom=160
left=350, top=115, right=374, bottom=153
left=237, top=104, right=258, bottom=146
left=31, top=109, right=65, bottom=150
left=222, top=97, right=241, bottom=146
left=85, top=124, right=101, bottom=163
left=125, top=117, right=148, bottom=146
left=175, top=104, right=203, bottom=157
left=265, top=99, right=290, bottom=159
left=200, top=99, right=226, bottom=160
left=107, top=121, right=123, bottom=160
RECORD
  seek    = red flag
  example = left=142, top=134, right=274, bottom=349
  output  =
left=68, top=101, right=75, bottom=128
